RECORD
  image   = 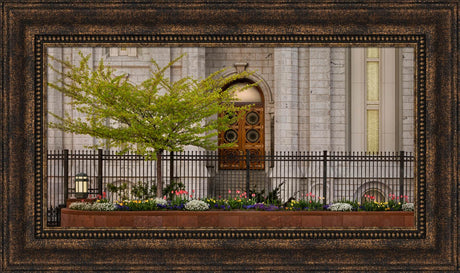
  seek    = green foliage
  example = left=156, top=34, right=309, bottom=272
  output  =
left=247, top=187, right=266, bottom=203
left=113, top=180, right=188, bottom=201
left=169, top=192, right=189, bottom=208
left=131, top=181, right=157, bottom=200
left=48, top=52, right=255, bottom=159
left=118, top=199, right=160, bottom=211
left=285, top=198, right=324, bottom=211
left=204, top=197, right=256, bottom=210
left=204, top=197, right=229, bottom=210
left=226, top=198, right=256, bottom=210
left=359, top=200, right=404, bottom=211
left=386, top=199, right=404, bottom=211
left=163, top=180, right=186, bottom=200
left=334, top=196, right=406, bottom=211
left=247, top=181, right=284, bottom=206
left=106, top=182, right=129, bottom=201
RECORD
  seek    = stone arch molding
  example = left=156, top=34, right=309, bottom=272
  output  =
left=222, top=65, right=274, bottom=105
left=354, top=181, right=393, bottom=202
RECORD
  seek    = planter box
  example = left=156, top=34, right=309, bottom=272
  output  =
left=60, top=208, right=414, bottom=228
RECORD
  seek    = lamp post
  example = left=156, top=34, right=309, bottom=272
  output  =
left=75, top=172, right=89, bottom=199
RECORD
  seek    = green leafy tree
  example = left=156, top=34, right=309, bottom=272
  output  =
left=48, top=52, right=254, bottom=197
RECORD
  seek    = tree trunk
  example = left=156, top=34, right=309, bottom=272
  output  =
left=156, top=151, right=163, bottom=198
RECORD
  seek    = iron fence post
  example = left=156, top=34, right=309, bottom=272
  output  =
left=323, top=150, right=327, bottom=205
left=170, top=151, right=174, bottom=183
left=246, top=149, right=250, bottom=195
left=98, top=149, right=103, bottom=196
left=63, top=149, right=69, bottom=202
left=399, top=150, right=405, bottom=202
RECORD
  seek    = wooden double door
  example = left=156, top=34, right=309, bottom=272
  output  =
left=218, top=106, right=265, bottom=170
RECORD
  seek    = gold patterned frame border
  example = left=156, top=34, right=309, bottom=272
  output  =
left=35, top=34, right=426, bottom=240
left=2, top=1, right=458, bottom=271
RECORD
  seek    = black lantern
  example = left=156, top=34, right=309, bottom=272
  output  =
left=75, top=172, right=89, bottom=199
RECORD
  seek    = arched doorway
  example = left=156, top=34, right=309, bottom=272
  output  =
left=219, top=81, right=265, bottom=170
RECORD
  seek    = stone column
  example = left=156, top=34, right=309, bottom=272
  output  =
left=273, top=48, right=299, bottom=201
left=274, top=48, right=299, bottom=152
left=298, top=48, right=310, bottom=152
left=330, top=48, right=347, bottom=152
left=309, top=48, right=332, bottom=151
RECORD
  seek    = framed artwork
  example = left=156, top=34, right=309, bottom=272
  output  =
left=1, top=0, right=458, bottom=271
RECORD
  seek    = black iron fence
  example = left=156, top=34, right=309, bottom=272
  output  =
left=47, top=149, right=415, bottom=226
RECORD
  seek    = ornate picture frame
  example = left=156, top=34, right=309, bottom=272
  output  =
left=1, top=0, right=458, bottom=271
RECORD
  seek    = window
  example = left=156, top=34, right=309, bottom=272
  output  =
left=230, top=82, right=263, bottom=103
left=350, top=48, right=399, bottom=152
left=366, top=48, right=380, bottom=152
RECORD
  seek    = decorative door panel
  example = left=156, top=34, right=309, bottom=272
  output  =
left=219, top=106, right=265, bottom=169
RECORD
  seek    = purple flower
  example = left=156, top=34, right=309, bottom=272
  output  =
left=248, top=203, right=281, bottom=211
left=115, top=204, right=130, bottom=211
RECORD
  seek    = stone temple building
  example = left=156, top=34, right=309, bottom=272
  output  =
left=46, top=47, right=415, bottom=203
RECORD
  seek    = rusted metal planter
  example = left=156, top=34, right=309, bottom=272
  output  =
left=60, top=208, right=414, bottom=228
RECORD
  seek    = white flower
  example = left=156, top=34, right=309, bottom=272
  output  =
left=69, top=201, right=116, bottom=211
left=184, top=200, right=210, bottom=211
left=328, top=202, right=353, bottom=211
left=153, top=197, right=168, bottom=206
left=402, top=203, right=414, bottom=211
left=91, top=202, right=116, bottom=211
left=69, top=202, right=91, bottom=210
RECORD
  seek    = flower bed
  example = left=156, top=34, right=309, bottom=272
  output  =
left=62, top=191, right=414, bottom=228
left=60, top=208, right=414, bottom=228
